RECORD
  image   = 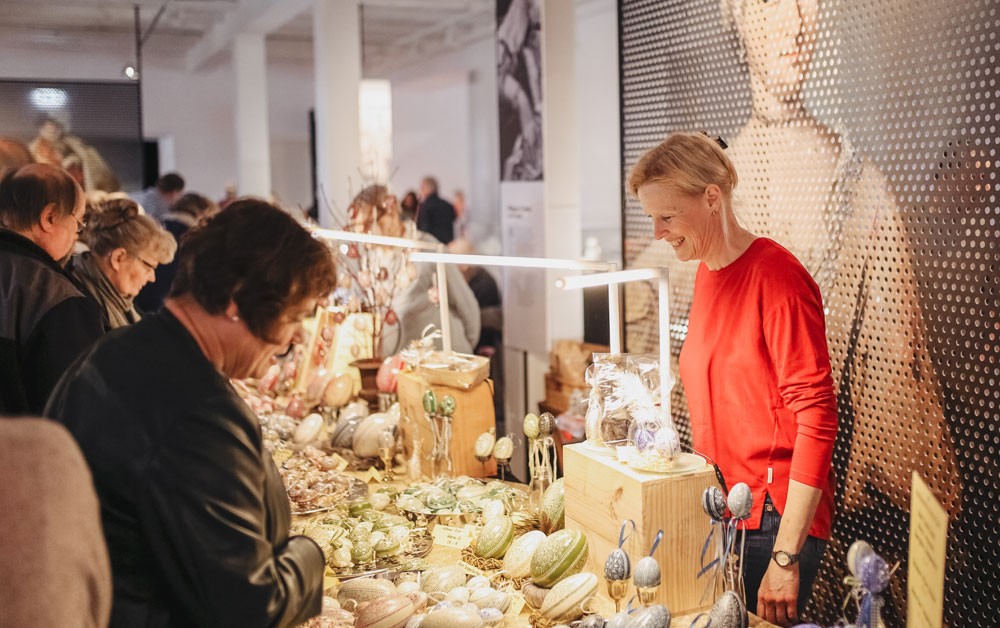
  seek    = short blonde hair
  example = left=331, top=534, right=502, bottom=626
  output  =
left=627, top=132, right=738, bottom=200
left=84, top=199, right=177, bottom=264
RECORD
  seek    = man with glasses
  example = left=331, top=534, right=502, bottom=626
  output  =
left=0, top=163, right=104, bottom=415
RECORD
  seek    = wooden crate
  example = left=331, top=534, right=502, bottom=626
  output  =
left=397, top=370, right=497, bottom=478
left=543, top=372, right=588, bottom=414
left=563, top=444, right=718, bottom=616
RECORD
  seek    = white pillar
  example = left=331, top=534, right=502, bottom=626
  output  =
left=313, top=0, right=362, bottom=227
left=233, top=32, right=272, bottom=198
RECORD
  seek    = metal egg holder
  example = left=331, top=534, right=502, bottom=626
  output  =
left=692, top=483, right=752, bottom=627
left=422, top=388, right=457, bottom=480
left=523, top=412, right=557, bottom=513
left=596, top=522, right=672, bottom=628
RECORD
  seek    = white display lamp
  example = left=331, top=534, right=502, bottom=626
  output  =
left=556, top=268, right=671, bottom=417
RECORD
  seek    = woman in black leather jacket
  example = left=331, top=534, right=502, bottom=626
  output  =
left=46, top=199, right=337, bottom=628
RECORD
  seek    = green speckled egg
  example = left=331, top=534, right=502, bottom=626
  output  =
left=530, top=529, right=588, bottom=588
left=475, top=516, right=514, bottom=559
left=423, top=390, right=438, bottom=413
left=375, top=534, right=402, bottom=558
left=423, top=489, right=458, bottom=511
left=492, top=437, right=513, bottom=461
left=523, top=414, right=540, bottom=439
left=439, top=395, right=457, bottom=416
left=540, top=479, right=565, bottom=534
left=540, top=572, right=598, bottom=621
left=349, top=500, right=374, bottom=517
left=351, top=539, right=375, bottom=564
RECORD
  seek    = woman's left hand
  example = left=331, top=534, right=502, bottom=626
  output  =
left=757, top=562, right=799, bottom=626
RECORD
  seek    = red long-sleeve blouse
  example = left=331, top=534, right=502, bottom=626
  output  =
left=678, top=238, right=837, bottom=539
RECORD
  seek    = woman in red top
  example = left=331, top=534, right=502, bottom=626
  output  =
left=628, top=132, right=838, bottom=626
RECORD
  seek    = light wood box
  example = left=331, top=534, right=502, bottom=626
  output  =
left=397, top=370, right=497, bottom=478
left=563, top=443, right=718, bottom=616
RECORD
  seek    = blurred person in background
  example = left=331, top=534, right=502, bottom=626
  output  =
left=68, top=198, right=176, bottom=329
left=400, top=190, right=419, bottom=223
left=0, top=136, right=34, bottom=177
left=416, top=175, right=456, bottom=244
left=131, top=172, right=184, bottom=223
left=135, top=192, right=218, bottom=313
left=0, top=163, right=104, bottom=414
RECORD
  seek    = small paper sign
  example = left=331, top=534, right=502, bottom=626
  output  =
left=457, top=560, right=485, bottom=577
left=432, top=524, right=472, bottom=549
left=272, top=449, right=293, bottom=465
left=366, top=468, right=383, bottom=483
left=506, top=592, right=526, bottom=617
left=907, top=472, right=948, bottom=628
left=329, top=453, right=349, bottom=472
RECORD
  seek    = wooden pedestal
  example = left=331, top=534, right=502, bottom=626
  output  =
left=563, top=444, right=718, bottom=616
left=397, top=370, right=497, bottom=478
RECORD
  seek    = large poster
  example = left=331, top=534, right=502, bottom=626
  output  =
left=620, top=0, right=998, bottom=625
left=496, top=0, right=543, bottom=182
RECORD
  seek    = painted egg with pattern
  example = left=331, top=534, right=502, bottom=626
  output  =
left=701, top=487, right=727, bottom=521
left=476, top=516, right=514, bottom=558
left=445, top=587, right=470, bottom=605
left=420, top=607, right=485, bottom=628
left=331, top=415, right=364, bottom=448
left=633, top=556, right=661, bottom=588
left=540, top=478, right=565, bottom=534
left=603, top=548, right=631, bottom=581
left=468, top=587, right=495, bottom=608
left=353, top=412, right=400, bottom=458
left=708, top=591, right=747, bottom=628
left=351, top=539, right=375, bottom=564
left=503, top=530, right=546, bottom=579
left=375, top=534, right=402, bottom=558
left=397, top=581, right=421, bottom=595
left=481, top=500, right=506, bottom=522
left=404, top=592, right=429, bottom=611
left=293, top=413, right=325, bottom=445
left=540, top=572, right=598, bottom=621
left=337, top=578, right=396, bottom=608
left=481, top=591, right=510, bottom=613
left=631, top=605, right=670, bottom=628
left=530, top=529, right=589, bottom=588
left=581, top=614, right=606, bottom=628
left=371, top=493, right=392, bottom=511
left=605, top=612, right=632, bottom=628
left=423, top=390, right=438, bottom=413
left=423, top=488, right=458, bottom=511
left=523, top=414, right=540, bottom=439
left=492, top=437, right=514, bottom=460
left=726, top=483, right=752, bottom=520
left=439, top=395, right=457, bottom=416
left=633, top=427, right=655, bottom=452
left=653, top=426, right=680, bottom=461
left=847, top=540, right=874, bottom=577
left=537, top=412, right=555, bottom=438
left=355, top=595, right=416, bottom=628
left=474, top=432, right=497, bottom=458
left=479, top=608, right=504, bottom=627
left=421, top=566, right=468, bottom=595
left=465, top=576, right=491, bottom=590
left=456, top=483, right=488, bottom=502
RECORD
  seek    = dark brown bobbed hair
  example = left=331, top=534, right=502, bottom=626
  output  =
left=169, top=198, right=336, bottom=341
left=0, top=163, right=81, bottom=232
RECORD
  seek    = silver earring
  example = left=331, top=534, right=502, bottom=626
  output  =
left=712, top=210, right=718, bottom=216
left=231, top=315, right=240, bottom=322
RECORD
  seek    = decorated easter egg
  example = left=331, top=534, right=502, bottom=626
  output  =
left=537, top=412, right=555, bottom=438
left=397, top=581, right=421, bottom=595
left=481, top=500, right=506, bottom=523
left=858, top=553, right=889, bottom=594
left=461, top=604, right=479, bottom=614
left=726, top=483, right=752, bottom=520
left=540, top=479, right=566, bottom=534
left=633, top=427, right=655, bottom=452
left=523, top=414, right=540, bottom=439
left=377, top=355, right=405, bottom=393
left=440, top=395, right=457, bottom=416
left=324, top=372, right=355, bottom=407
left=581, top=614, right=606, bottom=628
left=330, top=546, right=352, bottom=568
left=340, top=400, right=370, bottom=423
left=476, top=516, right=515, bottom=558
left=520, top=583, right=549, bottom=610
left=708, top=591, right=747, bottom=628
left=375, top=534, right=402, bottom=558
left=605, top=612, right=633, bottom=628
left=479, top=608, right=504, bottom=627
left=292, top=412, right=325, bottom=445
left=633, top=556, right=661, bottom=588
left=653, top=426, right=680, bottom=460
left=332, top=415, right=365, bottom=448
left=504, top=530, right=547, bottom=579
left=351, top=539, right=375, bottom=564
left=847, top=540, right=874, bottom=577
left=474, top=432, right=496, bottom=459
left=355, top=595, right=415, bottom=628
left=423, top=390, right=438, bottom=414
left=540, top=572, right=599, bottom=621
left=446, top=587, right=470, bottom=605
left=603, top=548, right=631, bottom=581
left=702, top=486, right=727, bottom=521
left=258, top=363, right=280, bottom=394
left=481, top=591, right=510, bottom=613
left=420, top=607, right=484, bottom=628
left=372, top=493, right=392, bottom=511
left=405, top=592, right=429, bottom=611
left=466, top=576, right=491, bottom=590
left=285, top=396, right=307, bottom=419
left=631, top=605, right=670, bottom=628
left=423, top=488, right=458, bottom=511
left=468, top=587, right=494, bottom=609
left=421, top=566, right=468, bottom=595
left=369, top=531, right=387, bottom=547
left=405, top=615, right=425, bottom=628
left=493, top=437, right=514, bottom=461
left=530, top=529, right=589, bottom=587
left=354, top=412, right=400, bottom=458
left=338, top=578, right=397, bottom=608
left=456, top=483, right=488, bottom=502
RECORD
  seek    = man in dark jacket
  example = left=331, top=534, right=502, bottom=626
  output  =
left=0, top=163, right=104, bottom=415
left=416, top=175, right=456, bottom=244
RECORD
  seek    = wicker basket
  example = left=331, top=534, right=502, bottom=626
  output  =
left=461, top=542, right=504, bottom=572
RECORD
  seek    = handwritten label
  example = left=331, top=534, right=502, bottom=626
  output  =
left=506, top=592, right=526, bottom=617
left=457, top=560, right=485, bottom=577
left=432, top=524, right=472, bottom=549
left=907, top=472, right=948, bottom=628
left=272, top=449, right=294, bottom=465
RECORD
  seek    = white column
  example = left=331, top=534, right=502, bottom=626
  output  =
left=313, top=0, right=362, bottom=227
left=233, top=32, right=272, bottom=198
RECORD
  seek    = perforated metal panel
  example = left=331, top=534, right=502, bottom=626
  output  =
left=619, top=0, right=999, bottom=624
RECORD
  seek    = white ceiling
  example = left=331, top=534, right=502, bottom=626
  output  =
left=0, top=0, right=496, bottom=76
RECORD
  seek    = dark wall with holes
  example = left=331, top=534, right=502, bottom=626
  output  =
left=619, top=0, right=999, bottom=624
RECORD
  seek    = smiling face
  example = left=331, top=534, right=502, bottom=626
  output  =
left=737, top=0, right=819, bottom=101
left=638, top=182, right=723, bottom=264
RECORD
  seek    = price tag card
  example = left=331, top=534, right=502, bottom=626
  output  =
left=272, top=449, right=294, bottom=465
left=506, top=592, right=526, bottom=617
left=366, top=468, right=384, bottom=483
left=432, top=524, right=472, bottom=549
left=463, top=524, right=481, bottom=543
left=457, top=560, right=485, bottom=578
left=328, top=453, right=349, bottom=472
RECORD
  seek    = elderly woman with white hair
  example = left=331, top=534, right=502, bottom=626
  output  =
left=69, top=198, right=176, bottom=329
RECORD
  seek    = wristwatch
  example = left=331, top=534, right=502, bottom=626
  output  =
left=771, top=550, right=800, bottom=567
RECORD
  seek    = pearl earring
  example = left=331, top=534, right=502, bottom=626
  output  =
left=231, top=315, right=240, bottom=322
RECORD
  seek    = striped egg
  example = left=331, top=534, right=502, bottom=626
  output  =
left=421, top=566, right=467, bottom=596
left=337, top=578, right=396, bottom=609
left=701, top=487, right=727, bottom=521
left=537, top=412, right=555, bottom=438
left=530, top=529, right=589, bottom=588
left=631, top=605, right=670, bottom=628
left=503, top=530, right=546, bottom=579
left=633, top=556, right=661, bottom=588
left=726, top=483, right=752, bottom=521
left=331, top=415, right=364, bottom=448
left=481, top=591, right=510, bottom=613
left=540, top=572, right=599, bottom=622
left=476, top=516, right=514, bottom=558
left=355, top=595, right=415, bottom=628
left=603, top=548, right=631, bottom=581
left=540, top=479, right=565, bottom=534
left=420, top=607, right=485, bottom=628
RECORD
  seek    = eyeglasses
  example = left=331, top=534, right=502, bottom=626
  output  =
left=69, top=213, right=87, bottom=235
left=132, top=254, right=157, bottom=273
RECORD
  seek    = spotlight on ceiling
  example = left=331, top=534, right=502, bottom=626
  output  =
left=29, top=87, right=68, bottom=110
left=122, top=64, right=140, bottom=80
